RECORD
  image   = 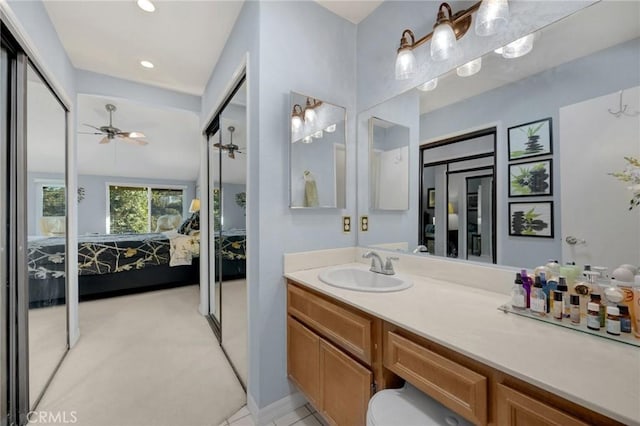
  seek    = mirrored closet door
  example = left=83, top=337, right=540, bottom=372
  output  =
left=25, top=62, right=68, bottom=409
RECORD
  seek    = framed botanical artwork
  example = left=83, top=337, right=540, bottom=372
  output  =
left=508, top=117, right=552, bottom=161
left=509, top=159, right=552, bottom=197
left=509, top=201, right=554, bottom=238
left=427, top=188, right=436, bottom=208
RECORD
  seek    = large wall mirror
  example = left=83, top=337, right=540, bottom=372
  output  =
left=357, top=1, right=640, bottom=272
left=289, top=91, right=346, bottom=209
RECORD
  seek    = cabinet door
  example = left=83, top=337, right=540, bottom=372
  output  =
left=319, top=340, right=372, bottom=426
left=287, top=316, right=320, bottom=407
left=497, top=384, right=589, bottom=426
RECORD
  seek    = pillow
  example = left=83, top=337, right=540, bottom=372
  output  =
left=178, top=212, right=199, bottom=235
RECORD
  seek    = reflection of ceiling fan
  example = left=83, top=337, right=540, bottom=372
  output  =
left=214, top=126, right=244, bottom=159
left=80, top=104, right=149, bottom=146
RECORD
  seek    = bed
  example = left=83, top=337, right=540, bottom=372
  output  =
left=27, top=232, right=200, bottom=308
left=215, top=229, right=246, bottom=281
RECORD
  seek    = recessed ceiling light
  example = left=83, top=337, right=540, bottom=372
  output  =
left=140, top=60, right=154, bottom=69
left=137, top=0, right=155, bottom=12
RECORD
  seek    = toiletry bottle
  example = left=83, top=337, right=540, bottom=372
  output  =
left=557, top=277, right=569, bottom=318
left=573, top=268, right=593, bottom=317
left=520, top=269, right=533, bottom=308
left=592, top=266, right=609, bottom=295
left=561, top=262, right=579, bottom=286
left=618, top=305, right=632, bottom=333
left=604, top=277, right=624, bottom=306
left=530, top=277, right=546, bottom=317
left=616, top=280, right=636, bottom=333
left=545, top=274, right=558, bottom=314
left=570, top=295, right=581, bottom=325
left=633, top=275, right=640, bottom=338
left=511, top=273, right=526, bottom=311
left=587, top=303, right=600, bottom=331
left=552, top=292, right=563, bottom=320
left=606, top=306, right=621, bottom=336
left=590, top=293, right=606, bottom=328
left=545, top=259, right=561, bottom=280
left=539, top=271, right=551, bottom=313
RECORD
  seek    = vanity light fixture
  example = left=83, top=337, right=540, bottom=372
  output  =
left=137, top=0, right=155, bottom=13
left=302, top=136, right=313, bottom=144
left=304, top=97, right=321, bottom=125
left=500, top=33, right=535, bottom=58
left=140, top=60, right=154, bottom=69
left=325, top=124, right=337, bottom=133
left=313, top=130, right=324, bottom=139
left=291, top=104, right=304, bottom=131
left=456, top=57, right=482, bottom=77
left=417, top=77, right=438, bottom=92
left=394, top=0, right=509, bottom=80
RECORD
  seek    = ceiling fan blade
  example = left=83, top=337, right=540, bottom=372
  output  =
left=78, top=131, right=104, bottom=135
left=120, top=136, right=149, bottom=146
left=119, top=131, right=146, bottom=139
left=99, top=136, right=110, bottom=145
left=83, top=123, right=103, bottom=131
left=213, top=142, right=223, bottom=149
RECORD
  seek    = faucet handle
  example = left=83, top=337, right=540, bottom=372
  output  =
left=383, top=256, right=399, bottom=274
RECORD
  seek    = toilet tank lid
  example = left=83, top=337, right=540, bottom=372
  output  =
left=367, top=383, right=474, bottom=426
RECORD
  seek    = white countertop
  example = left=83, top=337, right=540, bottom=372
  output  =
left=285, top=263, right=640, bottom=425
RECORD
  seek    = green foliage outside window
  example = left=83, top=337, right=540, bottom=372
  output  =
left=150, top=189, right=183, bottom=231
left=213, top=188, right=221, bottom=232
left=109, top=186, right=149, bottom=234
left=42, top=186, right=66, bottom=216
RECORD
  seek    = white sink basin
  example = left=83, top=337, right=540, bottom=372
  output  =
left=318, top=267, right=412, bottom=292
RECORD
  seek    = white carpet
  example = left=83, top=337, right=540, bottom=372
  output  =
left=221, top=280, right=247, bottom=386
left=34, top=285, right=246, bottom=426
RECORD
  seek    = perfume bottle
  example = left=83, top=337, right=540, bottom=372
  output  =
left=530, top=276, right=547, bottom=317
left=511, top=273, right=526, bottom=310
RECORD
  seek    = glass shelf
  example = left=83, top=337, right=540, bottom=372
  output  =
left=498, top=304, right=640, bottom=348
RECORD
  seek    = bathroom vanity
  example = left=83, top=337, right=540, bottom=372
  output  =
left=285, top=256, right=638, bottom=426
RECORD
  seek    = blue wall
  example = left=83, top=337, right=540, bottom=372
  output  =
left=420, top=39, right=640, bottom=268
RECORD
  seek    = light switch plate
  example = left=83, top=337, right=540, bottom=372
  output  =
left=360, top=216, right=369, bottom=232
left=342, top=216, right=351, bottom=233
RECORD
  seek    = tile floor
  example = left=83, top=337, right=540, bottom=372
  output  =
left=220, top=403, right=329, bottom=426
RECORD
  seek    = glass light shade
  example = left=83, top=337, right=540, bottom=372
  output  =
left=137, top=0, right=155, bottom=12
left=431, top=22, right=456, bottom=61
left=417, top=78, right=438, bottom=92
left=324, top=124, right=336, bottom=133
left=302, top=136, right=313, bottom=144
left=448, top=213, right=459, bottom=230
left=291, top=115, right=303, bottom=132
left=304, top=107, right=317, bottom=124
left=456, top=57, right=482, bottom=77
left=395, top=48, right=417, bottom=80
left=313, top=130, right=323, bottom=139
left=475, top=0, right=509, bottom=36
left=502, top=34, right=534, bottom=58
left=494, top=47, right=504, bottom=55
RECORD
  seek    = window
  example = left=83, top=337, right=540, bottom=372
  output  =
left=41, top=184, right=66, bottom=217
left=108, top=185, right=185, bottom=234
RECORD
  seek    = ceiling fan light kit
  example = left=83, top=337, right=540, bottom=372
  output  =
left=81, top=104, right=149, bottom=146
left=213, top=126, right=245, bottom=159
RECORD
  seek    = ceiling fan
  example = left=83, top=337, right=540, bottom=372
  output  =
left=80, top=104, right=149, bottom=146
left=214, top=126, right=245, bottom=159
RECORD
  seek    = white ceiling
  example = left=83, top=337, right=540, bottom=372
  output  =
left=315, top=0, right=382, bottom=24
left=43, top=0, right=244, bottom=96
left=420, top=1, right=640, bottom=114
left=77, top=95, right=201, bottom=181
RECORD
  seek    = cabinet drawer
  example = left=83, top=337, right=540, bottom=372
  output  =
left=384, top=331, right=487, bottom=425
left=497, top=384, right=589, bottom=426
left=287, top=283, right=372, bottom=364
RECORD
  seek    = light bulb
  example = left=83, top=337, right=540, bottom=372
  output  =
left=324, top=124, right=336, bottom=133
left=304, top=107, right=317, bottom=125
left=313, top=130, right=323, bottom=139
left=431, top=22, right=456, bottom=61
left=475, top=0, right=509, bottom=36
left=395, top=47, right=417, bottom=80
left=291, top=115, right=303, bottom=132
left=494, top=47, right=504, bottom=55
left=502, top=34, right=534, bottom=58
left=137, top=0, right=155, bottom=12
left=456, top=58, right=482, bottom=77
left=417, top=78, right=438, bottom=92
left=302, top=136, right=313, bottom=144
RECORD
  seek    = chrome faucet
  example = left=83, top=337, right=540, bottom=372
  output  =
left=413, top=245, right=428, bottom=254
left=363, top=251, right=398, bottom=275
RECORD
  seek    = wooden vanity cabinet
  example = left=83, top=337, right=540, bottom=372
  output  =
left=287, top=280, right=624, bottom=426
left=287, top=281, right=397, bottom=425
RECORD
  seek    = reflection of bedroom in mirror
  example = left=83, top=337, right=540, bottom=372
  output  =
left=26, top=62, right=69, bottom=409
left=206, top=77, right=248, bottom=387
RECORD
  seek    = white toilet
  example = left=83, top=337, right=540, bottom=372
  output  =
left=366, top=383, right=474, bottom=426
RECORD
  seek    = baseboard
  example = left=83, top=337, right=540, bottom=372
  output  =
left=247, top=392, right=307, bottom=426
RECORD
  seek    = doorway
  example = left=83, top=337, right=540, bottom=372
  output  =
left=419, top=127, right=497, bottom=263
